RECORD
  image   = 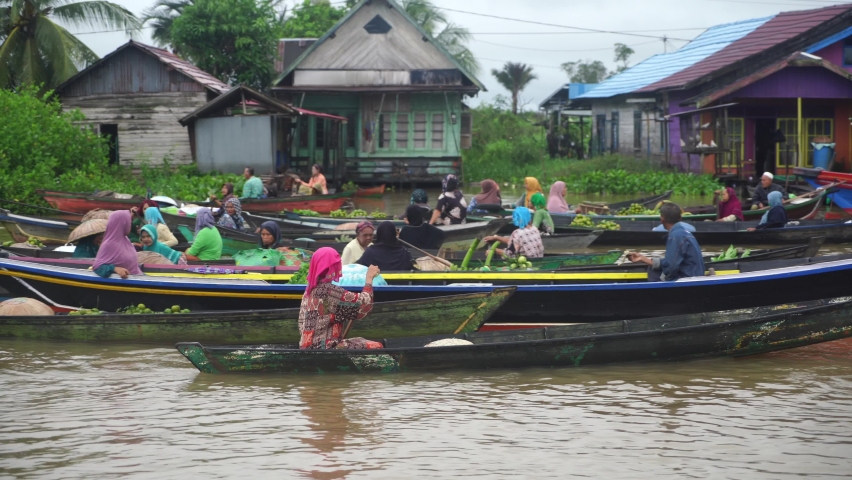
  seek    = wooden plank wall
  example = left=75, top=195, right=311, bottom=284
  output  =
left=63, top=92, right=207, bottom=166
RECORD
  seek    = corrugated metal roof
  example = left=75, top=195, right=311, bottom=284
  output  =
left=805, top=25, right=852, bottom=53
left=133, top=42, right=229, bottom=94
left=577, top=16, right=771, bottom=99
left=643, top=4, right=852, bottom=92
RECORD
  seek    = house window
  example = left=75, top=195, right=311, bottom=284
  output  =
left=378, top=114, right=391, bottom=149
left=775, top=118, right=832, bottom=167
left=610, top=111, right=619, bottom=153
left=315, top=117, right=325, bottom=148
left=776, top=118, right=798, bottom=167
left=725, top=118, right=744, bottom=166
left=396, top=114, right=409, bottom=149
left=844, top=38, right=852, bottom=66
left=298, top=116, right=309, bottom=148
left=364, top=15, right=392, bottom=34
left=99, top=124, right=119, bottom=165
left=633, top=110, right=642, bottom=150
left=413, top=113, right=427, bottom=148
left=431, top=114, right=444, bottom=149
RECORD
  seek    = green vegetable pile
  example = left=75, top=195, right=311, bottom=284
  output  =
left=570, top=215, right=620, bottom=230
left=2, top=241, right=14, bottom=247
left=68, top=308, right=103, bottom=316
left=617, top=203, right=657, bottom=216
left=349, top=209, right=368, bottom=218
left=340, top=181, right=358, bottom=192
left=711, top=245, right=751, bottom=262
left=330, top=209, right=349, bottom=218
left=596, top=220, right=621, bottom=231
left=26, top=237, right=45, bottom=248
left=288, top=262, right=310, bottom=284
left=370, top=209, right=387, bottom=219
left=507, top=255, right=534, bottom=270
left=119, top=304, right=191, bottom=314
left=293, top=209, right=320, bottom=217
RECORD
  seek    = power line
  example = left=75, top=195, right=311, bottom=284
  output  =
left=432, top=6, right=693, bottom=41
left=479, top=57, right=565, bottom=70
left=71, top=26, right=153, bottom=35
left=472, top=38, right=659, bottom=53
left=470, top=28, right=710, bottom=35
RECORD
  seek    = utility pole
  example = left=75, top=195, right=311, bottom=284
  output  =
left=662, top=35, right=668, bottom=53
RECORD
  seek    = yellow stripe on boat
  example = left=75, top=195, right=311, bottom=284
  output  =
left=144, top=270, right=741, bottom=281
left=0, top=270, right=304, bottom=299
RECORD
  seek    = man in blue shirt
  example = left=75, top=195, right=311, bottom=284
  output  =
left=628, top=203, right=705, bottom=281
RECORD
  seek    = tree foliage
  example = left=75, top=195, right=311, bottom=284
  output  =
left=280, top=0, right=347, bottom=38
left=401, top=0, right=479, bottom=75
left=490, top=62, right=537, bottom=115
left=170, top=0, right=278, bottom=89
left=561, top=59, right=608, bottom=84
left=142, top=0, right=193, bottom=53
left=612, top=43, right=635, bottom=75
left=0, top=0, right=140, bottom=90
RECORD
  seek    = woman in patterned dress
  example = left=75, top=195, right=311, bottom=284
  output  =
left=430, top=174, right=467, bottom=225
left=298, top=247, right=383, bottom=350
left=482, top=207, right=544, bottom=259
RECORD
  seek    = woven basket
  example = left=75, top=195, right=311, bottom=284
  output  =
left=415, top=256, right=451, bottom=272
left=0, top=298, right=54, bottom=316
left=68, top=219, right=108, bottom=243
left=81, top=209, right=113, bottom=222
left=136, top=251, right=172, bottom=265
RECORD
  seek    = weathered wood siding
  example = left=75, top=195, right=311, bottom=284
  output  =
left=62, top=93, right=206, bottom=166
left=590, top=98, right=665, bottom=160
left=298, top=0, right=455, bottom=74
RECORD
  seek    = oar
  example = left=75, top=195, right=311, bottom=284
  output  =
left=398, top=238, right=454, bottom=269
left=0, top=198, right=83, bottom=216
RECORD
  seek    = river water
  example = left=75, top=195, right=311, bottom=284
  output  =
left=2, top=190, right=852, bottom=477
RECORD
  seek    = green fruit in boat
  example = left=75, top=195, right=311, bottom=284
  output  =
left=518, top=256, right=527, bottom=263
left=181, top=309, right=191, bottom=314
left=137, top=304, right=145, bottom=309
left=510, top=263, right=517, bottom=269
left=171, top=305, right=181, bottom=313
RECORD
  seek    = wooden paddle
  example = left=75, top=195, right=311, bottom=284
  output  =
left=398, top=238, right=454, bottom=268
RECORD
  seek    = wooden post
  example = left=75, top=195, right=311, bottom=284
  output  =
left=797, top=97, right=803, bottom=170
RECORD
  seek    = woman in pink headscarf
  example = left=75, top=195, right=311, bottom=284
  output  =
left=547, top=181, right=573, bottom=214
left=93, top=210, right=142, bottom=279
left=298, top=247, right=383, bottom=350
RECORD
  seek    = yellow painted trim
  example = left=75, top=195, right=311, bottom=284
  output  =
left=146, top=270, right=741, bottom=281
left=0, top=270, right=304, bottom=299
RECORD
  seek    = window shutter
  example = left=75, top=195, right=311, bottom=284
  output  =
left=460, top=112, right=473, bottom=150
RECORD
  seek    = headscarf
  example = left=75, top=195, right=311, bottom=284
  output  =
left=405, top=204, right=424, bottom=226
left=258, top=221, right=282, bottom=249
left=530, top=192, right=547, bottom=210
left=306, top=247, right=343, bottom=295
left=547, top=181, right=571, bottom=214
left=445, top=176, right=459, bottom=192
left=356, top=221, right=413, bottom=271
left=474, top=179, right=501, bottom=205
left=356, top=221, right=374, bottom=234
left=222, top=183, right=235, bottom=198
left=194, top=207, right=216, bottom=234
left=513, top=207, right=532, bottom=228
left=140, top=224, right=182, bottom=264
left=93, top=210, right=142, bottom=275
left=759, top=191, right=784, bottom=225
left=442, top=174, right=458, bottom=193
left=717, top=187, right=743, bottom=221
left=524, top=177, right=543, bottom=208
left=137, top=199, right=159, bottom=218
left=411, top=189, right=428, bottom=205
left=144, top=206, right=166, bottom=226
left=223, top=197, right=244, bottom=229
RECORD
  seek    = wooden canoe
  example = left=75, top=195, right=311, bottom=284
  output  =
left=0, top=288, right=514, bottom=344
left=38, top=190, right=143, bottom=213
left=5, top=256, right=852, bottom=323
left=0, top=209, right=78, bottom=245
left=604, top=190, right=674, bottom=212
left=175, top=296, right=852, bottom=374
left=354, top=184, right=386, bottom=198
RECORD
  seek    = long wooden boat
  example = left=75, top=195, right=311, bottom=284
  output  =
left=3, top=256, right=852, bottom=324
left=0, top=288, right=513, bottom=344
left=243, top=212, right=405, bottom=233
left=354, top=184, right=386, bottom=198
left=175, top=296, right=852, bottom=374
left=604, top=190, right=673, bottom=212
left=0, top=209, right=78, bottom=245
left=38, top=190, right=143, bottom=213
left=795, top=168, right=852, bottom=214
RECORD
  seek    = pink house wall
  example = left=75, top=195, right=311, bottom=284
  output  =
left=814, top=41, right=844, bottom=67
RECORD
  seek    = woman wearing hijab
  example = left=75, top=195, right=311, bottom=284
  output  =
left=467, top=179, right=502, bottom=213
left=714, top=187, right=744, bottom=222
left=530, top=193, right=554, bottom=235
left=547, top=181, right=574, bottom=214
left=144, top=207, right=179, bottom=247
left=357, top=221, right=415, bottom=271
left=400, top=204, right=445, bottom=249
left=129, top=199, right=158, bottom=243
left=185, top=208, right=222, bottom=261
left=431, top=175, right=467, bottom=225
left=399, top=189, right=432, bottom=219
left=483, top=207, right=544, bottom=259
left=750, top=191, right=787, bottom=231
left=298, top=247, right=382, bottom=350
left=140, top=225, right=186, bottom=265
left=515, top=177, right=543, bottom=208
left=217, top=197, right=246, bottom=231
left=341, top=221, right=374, bottom=265
left=73, top=233, right=103, bottom=258
left=210, top=182, right=236, bottom=219
left=258, top=221, right=282, bottom=249
left=93, top=210, right=143, bottom=279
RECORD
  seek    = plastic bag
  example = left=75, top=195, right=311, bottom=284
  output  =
left=233, top=248, right=285, bottom=267
left=333, top=264, right=387, bottom=287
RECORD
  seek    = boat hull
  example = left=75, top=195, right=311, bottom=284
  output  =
left=354, top=184, right=386, bottom=198
left=175, top=297, right=852, bottom=374
left=0, top=210, right=76, bottom=245
left=0, top=289, right=513, bottom=344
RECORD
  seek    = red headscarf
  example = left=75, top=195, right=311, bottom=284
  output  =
left=306, top=247, right=343, bottom=295
left=717, top=187, right=743, bottom=221
left=137, top=199, right=159, bottom=218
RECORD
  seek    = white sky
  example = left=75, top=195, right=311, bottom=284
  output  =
left=75, top=0, right=850, bottom=108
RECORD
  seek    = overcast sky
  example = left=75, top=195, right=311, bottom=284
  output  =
left=76, top=0, right=849, bottom=108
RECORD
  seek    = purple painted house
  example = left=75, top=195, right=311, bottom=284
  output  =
left=572, top=4, right=852, bottom=179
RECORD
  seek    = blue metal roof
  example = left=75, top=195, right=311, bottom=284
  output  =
left=576, top=15, right=774, bottom=99
left=806, top=25, right=852, bottom=53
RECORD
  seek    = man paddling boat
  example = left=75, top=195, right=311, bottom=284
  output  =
left=627, top=202, right=705, bottom=282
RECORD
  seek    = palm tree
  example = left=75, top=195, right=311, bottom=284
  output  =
left=491, top=62, right=537, bottom=115
left=401, top=0, right=479, bottom=75
left=142, top=0, right=192, bottom=53
left=0, top=0, right=140, bottom=90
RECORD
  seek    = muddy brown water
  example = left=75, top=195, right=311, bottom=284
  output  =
left=1, top=191, right=851, bottom=477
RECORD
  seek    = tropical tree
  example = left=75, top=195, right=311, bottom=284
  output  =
left=142, top=0, right=192, bottom=53
left=0, top=0, right=140, bottom=90
left=490, top=62, right=537, bottom=115
left=561, top=60, right=608, bottom=84
left=612, top=43, right=635, bottom=75
left=401, top=0, right=479, bottom=75
left=280, top=0, right=347, bottom=38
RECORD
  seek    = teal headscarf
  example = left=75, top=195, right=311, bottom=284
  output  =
left=759, top=191, right=784, bottom=225
left=141, top=224, right=182, bottom=264
left=513, top=207, right=531, bottom=228
left=144, top=207, right=166, bottom=226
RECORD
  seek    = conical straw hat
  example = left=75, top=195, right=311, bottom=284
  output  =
left=136, top=251, right=173, bottom=265
left=68, top=219, right=108, bottom=243
left=81, top=209, right=113, bottom=222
